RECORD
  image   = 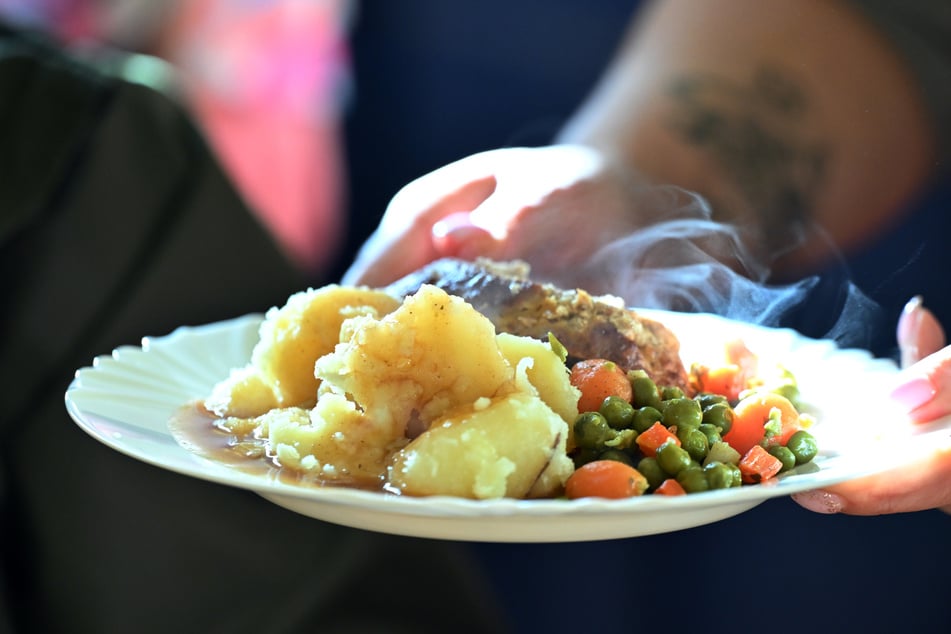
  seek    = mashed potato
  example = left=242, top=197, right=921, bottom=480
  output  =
left=205, top=285, right=399, bottom=418
left=204, top=284, right=581, bottom=499
left=387, top=392, right=574, bottom=499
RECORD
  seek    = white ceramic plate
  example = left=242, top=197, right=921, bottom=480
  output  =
left=65, top=310, right=951, bottom=542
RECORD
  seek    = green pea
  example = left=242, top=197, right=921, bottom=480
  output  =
left=770, top=369, right=801, bottom=405
left=697, top=393, right=729, bottom=410
left=698, top=423, right=722, bottom=447
left=726, top=462, right=743, bottom=487
left=677, top=427, right=709, bottom=463
left=629, top=371, right=662, bottom=409
left=637, top=457, right=666, bottom=490
left=661, top=385, right=685, bottom=400
left=599, top=448, right=635, bottom=467
left=676, top=465, right=710, bottom=493
left=599, top=395, right=635, bottom=430
left=662, top=398, right=703, bottom=429
left=786, top=430, right=818, bottom=465
left=701, top=402, right=734, bottom=435
left=632, top=406, right=663, bottom=434
left=571, top=447, right=600, bottom=468
left=573, top=412, right=615, bottom=450
left=767, top=445, right=797, bottom=472
left=656, top=441, right=692, bottom=476
left=703, top=461, right=736, bottom=489
left=605, top=428, right=637, bottom=452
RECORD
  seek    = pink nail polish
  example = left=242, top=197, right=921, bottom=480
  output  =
left=903, top=295, right=923, bottom=315
left=793, top=490, right=844, bottom=514
left=432, top=212, right=475, bottom=239
left=432, top=215, right=495, bottom=258
left=897, top=295, right=922, bottom=338
left=897, top=296, right=923, bottom=368
left=433, top=213, right=479, bottom=256
left=889, top=376, right=937, bottom=411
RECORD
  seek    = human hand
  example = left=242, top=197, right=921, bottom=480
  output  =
left=342, top=145, right=663, bottom=288
left=792, top=297, right=951, bottom=515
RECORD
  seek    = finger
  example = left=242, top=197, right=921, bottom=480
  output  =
left=791, top=431, right=951, bottom=515
left=796, top=304, right=951, bottom=516
left=342, top=174, right=497, bottom=287
left=897, top=296, right=947, bottom=367
left=889, top=347, right=951, bottom=423
left=431, top=212, right=499, bottom=259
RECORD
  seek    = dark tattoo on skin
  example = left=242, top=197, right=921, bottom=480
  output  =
left=667, top=66, right=828, bottom=258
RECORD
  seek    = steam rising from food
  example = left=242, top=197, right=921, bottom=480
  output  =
left=536, top=185, right=884, bottom=350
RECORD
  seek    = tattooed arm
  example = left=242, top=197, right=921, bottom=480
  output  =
left=344, top=0, right=939, bottom=287
left=557, top=0, right=937, bottom=276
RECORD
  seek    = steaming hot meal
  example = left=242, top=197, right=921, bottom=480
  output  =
left=170, top=257, right=818, bottom=500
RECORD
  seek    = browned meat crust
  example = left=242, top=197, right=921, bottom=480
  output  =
left=385, top=258, right=689, bottom=391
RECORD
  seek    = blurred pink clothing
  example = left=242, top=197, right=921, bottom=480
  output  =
left=166, top=0, right=352, bottom=274
left=0, top=0, right=352, bottom=275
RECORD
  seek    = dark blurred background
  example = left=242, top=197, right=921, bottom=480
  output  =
left=335, top=1, right=641, bottom=278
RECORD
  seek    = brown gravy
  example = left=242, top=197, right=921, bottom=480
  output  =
left=168, top=402, right=385, bottom=492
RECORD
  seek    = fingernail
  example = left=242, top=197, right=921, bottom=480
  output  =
left=889, top=375, right=937, bottom=411
left=897, top=296, right=924, bottom=368
left=432, top=213, right=475, bottom=255
left=432, top=211, right=473, bottom=238
left=793, top=490, right=844, bottom=514
left=432, top=213, right=494, bottom=257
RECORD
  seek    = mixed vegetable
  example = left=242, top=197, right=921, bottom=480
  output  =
left=563, top=339, right=818, bottom=499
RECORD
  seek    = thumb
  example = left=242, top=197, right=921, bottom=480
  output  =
left=791, top=432, right=951, bottom=515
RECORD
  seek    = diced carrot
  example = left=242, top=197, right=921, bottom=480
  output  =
left=693, top=363, right=744, bottom=401
left=738, top=445, right=783, bottom=484
left=570, top=358, right=633, bottom=413
left=725, top=339, right=758, bottom=382
left=634, top=421, right=681, bottom=458
left=565, top=460, right=649, bottom=499
left=654, top=478, right=687, bottom=496
left=723, top=392, right=802, bottom=456
left=691, top=339, right=760, bottom=400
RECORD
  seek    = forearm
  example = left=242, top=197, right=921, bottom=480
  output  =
left=558, top=0, right=937, bottom=276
